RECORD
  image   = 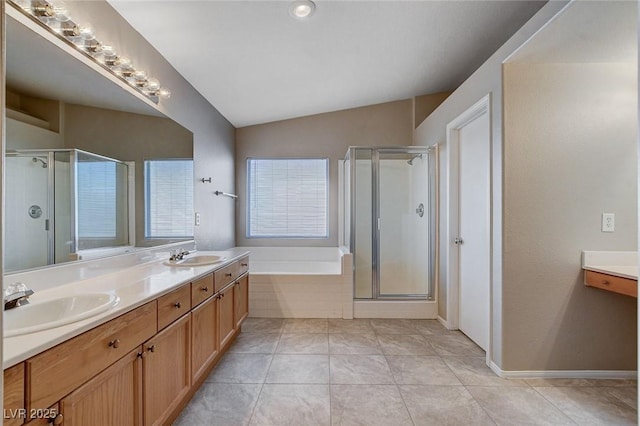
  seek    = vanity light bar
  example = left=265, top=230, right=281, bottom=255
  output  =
left=9, top=0, right=172, bottom=102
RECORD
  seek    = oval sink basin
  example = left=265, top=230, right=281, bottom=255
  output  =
left=4, top=293, right=119, bottom=337
left=165, top=255, right=226, bottom=267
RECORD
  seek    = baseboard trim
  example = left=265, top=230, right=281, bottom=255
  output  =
left=489, top=361, right=637, bottom=379
left=437, top=315, right=451, bottom=329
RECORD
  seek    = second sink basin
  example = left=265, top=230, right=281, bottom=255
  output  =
left=165, top=255, right=226, bottom=267
left=4, top=293, right=119, bottom=337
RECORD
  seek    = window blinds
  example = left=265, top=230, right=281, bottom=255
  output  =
left=247, top=158, right=328, bottom=238
left=145, top=159, right=194, bottom=238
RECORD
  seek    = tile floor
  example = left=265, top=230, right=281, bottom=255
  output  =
left=174, top=318, right=637, bottom=425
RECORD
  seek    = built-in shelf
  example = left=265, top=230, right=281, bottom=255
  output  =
left=582, top=251, right=638, bottom=298
left=6, top=107, right=50, bottom=131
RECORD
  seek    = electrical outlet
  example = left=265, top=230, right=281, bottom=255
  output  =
left=195, top=212, right=201, bottom=226
left=602, top=213, right=615, bottom=232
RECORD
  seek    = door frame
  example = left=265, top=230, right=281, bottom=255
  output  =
left=445, top=94, right=492, bottom=357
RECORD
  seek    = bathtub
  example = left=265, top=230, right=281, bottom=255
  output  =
left=238, top=247, right=353, bottom=319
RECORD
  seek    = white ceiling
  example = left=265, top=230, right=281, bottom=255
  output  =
left=109, top=0, right=546, bottom=127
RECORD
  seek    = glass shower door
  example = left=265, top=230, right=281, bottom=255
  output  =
left=377, top=149, right=429, bottom=298
left=5, top=153, right=53, bottom=272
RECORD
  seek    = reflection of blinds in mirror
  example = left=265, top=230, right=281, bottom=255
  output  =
left=145, top=159, right=194, bottom=238
left=247, top=158, right=328, bottom=238
left=77, top=161, right=117, bottom=238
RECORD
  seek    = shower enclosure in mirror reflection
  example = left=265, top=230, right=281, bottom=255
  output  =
left=5, top=149, right=130, bottom=272
left=341, top=146, right=436, bottom=300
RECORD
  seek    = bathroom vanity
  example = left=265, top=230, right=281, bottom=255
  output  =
left=2, top=251, right=249, bottom=426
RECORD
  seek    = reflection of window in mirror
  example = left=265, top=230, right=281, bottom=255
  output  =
left=77, top=153, right=130, bottom=250
left=144, top=159, right=194, bottom=239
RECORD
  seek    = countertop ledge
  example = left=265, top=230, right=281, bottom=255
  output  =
left=581, top=250, right=638, bottom=280
left=3, top=249, right=250, bottom=369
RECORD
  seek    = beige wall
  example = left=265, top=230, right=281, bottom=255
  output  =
left=414, top=92, right=451, bottom=129
left=415, top=0, right=638, bottom=372
left=235, top=99, right=413, bottom=247
left=502, top=62, right=637, bottom=370
left=63, top=104, right=193, bottom=246
left=414, top=1, right=569, bottom=368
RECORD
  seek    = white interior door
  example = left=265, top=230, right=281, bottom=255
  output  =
left=457, top=111, right=490, bottom=350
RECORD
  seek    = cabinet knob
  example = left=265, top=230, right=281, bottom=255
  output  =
left=219, top=293, right=225, bottom=299
left=201, top=286, right=209, bottom=292
left=174, top=302, right=182, bottom=308
left=51, top=413, right=64, bottom=425
left=108, top=339, right=121, bottom=349
left=602, top=280, right=610, bottom=285
left=147, top=345, right=156, bottom=353
left=225, top=272, right=233, bottom=277
left=241, top=263, right=248, bottom=267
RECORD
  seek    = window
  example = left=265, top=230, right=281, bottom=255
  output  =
left=77, top=160, right=118, bottom=239
left=145, top=159, right=194, bottom=238
left=247, top=158, right=328, bottom=238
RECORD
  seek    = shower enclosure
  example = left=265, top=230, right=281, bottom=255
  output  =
left=341, top=146, right=436, bottom=300
left=5, top=149, right=130, bottom=272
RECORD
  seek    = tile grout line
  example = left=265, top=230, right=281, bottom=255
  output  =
left=245, top=325, right=283, bottom=425
left=527, top=385, right=583, bottom=425
left=383, top=352, right=418, bottom=426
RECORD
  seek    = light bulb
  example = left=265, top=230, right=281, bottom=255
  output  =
left=158, top=88, right=171, bottom=99
left=289, top=0, right=315, bottom=19
left=134, top=70, right=147, bottom=87
left=146, top=78, right=160, bottom=91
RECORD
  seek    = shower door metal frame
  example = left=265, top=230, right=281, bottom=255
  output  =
left=347, top=146, right=435, bottom=301
left=6, top=150, right=56, bottom=265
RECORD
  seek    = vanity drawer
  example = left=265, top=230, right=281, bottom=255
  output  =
left=191, top=273, right=214, bottom=307
left=585, top=270, right=637, bottom=297
left=158, top=284, right=191, bottom=330
left=214, top=263, right=236, bottom=292
left=236, top=256, right=250, bottom=277
left=26, top=301, right=157, bottom=411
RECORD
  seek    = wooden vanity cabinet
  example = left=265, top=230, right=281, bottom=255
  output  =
left=4, top=363, right=25, bottom=426
left=59, top=348, right=142, bottom=426
left=6, top=256, right=250, bottom=426
left=234, top=274, right=249, bottom=328
left=191, top=295, right=219, bottom=383
left=26, top=301, right=157, bottom=412
left=142, top=314, right=191, bottom=426
left=218, top=284, right=236, bottom=350
left=585, top=270, right=637, bottom=298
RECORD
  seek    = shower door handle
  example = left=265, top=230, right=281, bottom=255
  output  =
left=45, top=219, right=50, bottom=231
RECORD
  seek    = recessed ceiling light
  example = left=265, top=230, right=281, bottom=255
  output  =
left=289, top=0, right=315, bottom=19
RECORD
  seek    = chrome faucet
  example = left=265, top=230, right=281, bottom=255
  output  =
left=169, top=248, right=190, bottom=262
left=4, top=283, right=34, bottom=310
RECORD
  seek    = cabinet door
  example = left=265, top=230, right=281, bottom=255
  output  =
left=143, top=314, right=191, bottom=426
left=191, top=295, right=218, bottom=384
left=218, top=285, right=236, bottom=350
left=4, top=363, right=25, bottom=426
left=60, top=348, right=142, bottom=426
left=234, top=274, right=249, bottom=328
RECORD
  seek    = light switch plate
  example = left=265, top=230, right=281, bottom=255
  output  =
left=602, top=213, right=615, bottom=232
left=195, top=212, right=201, bottom=226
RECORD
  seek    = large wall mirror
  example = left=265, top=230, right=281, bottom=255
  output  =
left=5, top=7, right=194, bottom=273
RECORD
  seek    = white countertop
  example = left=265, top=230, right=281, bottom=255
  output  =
left=3, top=249, right=249, bottom=369
left=582, top=251, right=638, bottom=280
